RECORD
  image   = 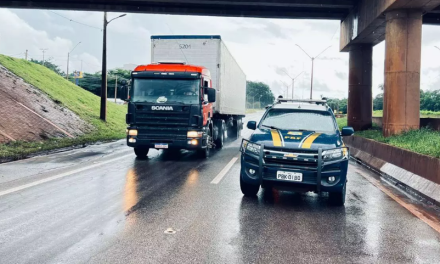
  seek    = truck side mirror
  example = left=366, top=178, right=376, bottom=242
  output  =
left=247, top=121, right=257, bottom=130
left=207, top=88, right=216, bottom=103
left=119, top=86, right=128, bottom=101
left=341, top=126, right=354, bottom=136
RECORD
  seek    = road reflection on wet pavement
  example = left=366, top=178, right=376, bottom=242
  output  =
left=1, top=112, right=440, bottom=263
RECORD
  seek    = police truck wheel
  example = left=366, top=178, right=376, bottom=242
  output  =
left=329, top=182, right=346, bottom=206
left=215, top=121, right=225, bottom=149
left=134, top=148, right=149, bottom=159
left=240, top=175, right=260, bottom=196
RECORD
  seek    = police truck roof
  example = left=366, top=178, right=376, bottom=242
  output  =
left=271, top=99, right=329, bottom=111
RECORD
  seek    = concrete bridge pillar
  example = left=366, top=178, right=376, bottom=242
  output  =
left=383, top=10, right=422, bottom=137
left=348, top=44, right=373, bottom=131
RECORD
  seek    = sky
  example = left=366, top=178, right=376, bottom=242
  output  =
left=0, top=8, right=439, bottom=99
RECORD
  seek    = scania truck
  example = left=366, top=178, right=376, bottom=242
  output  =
left=124, top=35, right=246, bottom=158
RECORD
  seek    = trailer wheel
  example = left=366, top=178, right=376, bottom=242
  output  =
left=228, top=119, right=241, bottom=139
left=215, top=120, right=226, bottom=149
left=134, top=147, right=149, bottom=159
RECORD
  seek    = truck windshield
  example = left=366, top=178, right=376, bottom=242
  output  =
left=132, top=78, right=200, bottom=104
left=260, top=109, right=336, bottom=133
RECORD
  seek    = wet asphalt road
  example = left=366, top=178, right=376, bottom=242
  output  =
left=1, top=112, right=440, bottom=264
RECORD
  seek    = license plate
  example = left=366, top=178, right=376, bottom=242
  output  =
left=155, top=144, right=168, bottom=149
left=276, top=171, right=303, bottom=182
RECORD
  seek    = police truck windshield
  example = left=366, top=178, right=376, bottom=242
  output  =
left=132, top=79, right=200, bottom=104
left=260, top=109, right=337, bottom=133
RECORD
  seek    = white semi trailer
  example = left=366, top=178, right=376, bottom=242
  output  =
left=151, top=35, right=246, bottom=123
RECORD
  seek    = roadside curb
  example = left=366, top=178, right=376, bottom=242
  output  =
left=0, top=139, right=121, bottom=164
left=349, top=146, right=440, bottom=208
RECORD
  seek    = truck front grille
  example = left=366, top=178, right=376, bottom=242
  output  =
left=138, top=126, right=188, bottom=140
left=136, top=112, right=190, bottom=126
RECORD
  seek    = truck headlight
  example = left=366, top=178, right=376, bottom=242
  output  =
left=127, top=129, right=138, bottom=136
left=322, top=148, right=348, bottom=160
left=187, top=131, right=203, bottom=138
left=241, top=140, right=260, bottom=155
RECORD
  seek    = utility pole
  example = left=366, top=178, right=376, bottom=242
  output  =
left=101, top=12, right=127, bottom=121
left=295, top=44, right=331, bottom=99
left=25, top=50, right=28, bottom=61
left=67, top=41, right=81, bottom=81
left=40, top=49, right=48, bottom=66
left=114, top=75, right=118, bottom=103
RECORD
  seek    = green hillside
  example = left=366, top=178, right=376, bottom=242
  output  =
left=0, top=55, right=127, bottom=160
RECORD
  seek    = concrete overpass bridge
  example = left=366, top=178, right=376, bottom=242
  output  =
left=2, top=0, right=440, bottom=136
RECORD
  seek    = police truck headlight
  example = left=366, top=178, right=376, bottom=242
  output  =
left=322, top=148, right=349, bottom=160
left=241, top=140, right=261, bottom=155
left=127, top=129, right=138, bottom=136
left=187, top=131, right=203, bottom=138
left=322, top=149, right=343, bottom=160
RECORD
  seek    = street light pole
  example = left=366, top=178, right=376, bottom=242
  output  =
left=100, top=12, right=126, bottom=121
left=280, top=80, right=290, bottom=98
left=295, top=44, right=331, bottom=99
left=67, top=41, right=81, bottom=81
left=282, top=69, right=304, bottom=99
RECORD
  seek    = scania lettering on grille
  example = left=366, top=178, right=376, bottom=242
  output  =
left=152, top=106, right=173, bottom=111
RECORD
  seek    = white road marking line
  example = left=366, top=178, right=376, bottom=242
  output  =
left=0, top=153, right=132, bottom=197
left=211, top=157, right=239, bottom=185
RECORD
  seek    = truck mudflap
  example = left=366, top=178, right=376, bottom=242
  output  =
left=241, top=139, right=349, bottom=193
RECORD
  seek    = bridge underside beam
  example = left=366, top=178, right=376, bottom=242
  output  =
left=340, top=0, right=440, bottom=52
left=341, top=0, right=436, bottom=136
left=0, top=0, right=354, bottom=20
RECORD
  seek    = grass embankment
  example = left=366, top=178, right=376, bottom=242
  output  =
left=0, top=55, right=127, bottom=160
left=337, top=117, right=440, bottom=158
left=373, top=110, right=440, bottom=118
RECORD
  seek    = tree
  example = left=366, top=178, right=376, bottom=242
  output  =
left=77, top=69, right=131, bottom=97
left=246, top=81, right=275, bottom=109
left=30, top=59, right=64, bottom=76
left=326, top=98, right=348, bottom=114
left=420, top=90, right=440, bottom=112
left=373, top=84, right=384, bottom=111
left=373, top=93, right=384, bottom=111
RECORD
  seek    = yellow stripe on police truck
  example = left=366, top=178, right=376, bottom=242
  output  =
left=301, top=133, right=321, bottom=149
left=271, top=129, right=283, bottom=147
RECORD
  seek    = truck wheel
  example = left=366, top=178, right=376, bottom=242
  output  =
left=198, top=127, right=211, bottom=158
left=329, top=182, right=346, bottom=206
left=215, top=120, right=225, bottom=149
left=240, top=175, right=260, bottom=196
left=134, top=148, right=149, bottom=159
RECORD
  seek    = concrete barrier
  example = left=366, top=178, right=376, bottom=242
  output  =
left=372, top=117, right=440, bottom=131
left=345, top=136, right=440, bottom=204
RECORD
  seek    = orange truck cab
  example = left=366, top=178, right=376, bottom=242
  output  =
left=125, top=61, right=230, bottom=158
